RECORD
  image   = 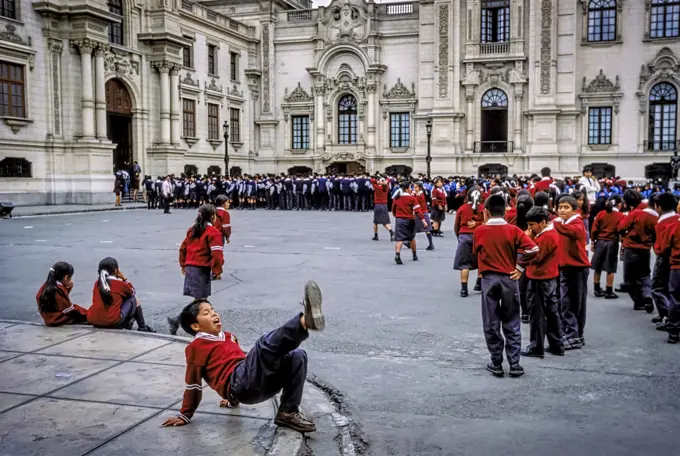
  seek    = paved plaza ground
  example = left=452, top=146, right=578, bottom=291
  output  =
left=1, top=208, right=679, bottom=455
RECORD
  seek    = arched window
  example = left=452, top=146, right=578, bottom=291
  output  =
left=587, top=0, right=616, bottom=42
left=648, top=83, right=678, bottom=151
left=480, top=89, right=509, bottom=152
left=108, top=0, right=124, bottom=46
left=481, top=88, right=508, bottom=108
left=338, top=94, right=357, bottom=145
left=651, top=0, right=680, bottom=38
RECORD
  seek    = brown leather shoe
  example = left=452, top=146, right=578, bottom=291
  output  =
left=274, top=411, right=317, bottom=433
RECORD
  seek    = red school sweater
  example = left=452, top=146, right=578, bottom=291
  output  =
left=472, top=218, right=538, bottom=275
left=591, top=209, right=625, bottom=242
left=371, top=179, right=389, bottom=205
left=391, top=193, right=425, bottom=221
left=179, top=224, right=224, bottom=276
left=553, top=215, right=590, bottom=268
left=517, top=225, right=560, bottom=280
left=87, top=277, right=135, bottom=327
left=455, top=203, right=484, bottom=236
left=36, top=282, right=88, bottom=327
left=617, top=207, right=658, bottom=250
left=431, top=188, right=447, bottom=209
left=178, top=332, right=247, bottom=423
left=215, top=208, right=232, bottom=240
left=654, top=212, right=678, bottom=256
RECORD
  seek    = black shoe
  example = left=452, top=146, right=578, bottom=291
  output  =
left=667, top=333, right=679, bottom=344
left=578, top=337, right=585, bottom=346
left=412, top=254, right=418, bottom=262
left=563, top=337, right=583, bottom=350
left=644, top=297, right=654, bottom=314
left=486, top=362, right=504, bottom=377
left=473, top=282, right=482, bottom=292
left=652, top=315, right=664, bottom=323
left=633, top=302, right=646, bottom=311
left=521, top=314, right=530, bottom=324
left=404, top=241, right=411, bottom=249
left=426, top=245, right=434, bottom=251
left=548, top=346, right=565, bottom=356
left=509, top=363, right=525, bottom=377
left=521, top=346, right=544, bottom=358
left=594, top=288, right=605, bottom=298
left=303, top=281, right=324, bottom=330
left=460, top=289, right=468, bottom=297
left=372, top=235, right=379, bottom=241
left=138, top=325, right=156, bottom=333
left=604, top=292, right=618, bottom=299
left=390, top=232, right=395, bottom=242
left=395, top=255, right=403, bottom=265
left=656, top=320, right=670, bottom=331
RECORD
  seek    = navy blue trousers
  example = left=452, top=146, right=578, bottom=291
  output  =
left=230, top=314, right=308, bottom=413
left=560, top=266, right=589, bottom=340
left=480, top=273, right=521, bottom=365
left=623, top=248, right=652, bottom=307
left=652, top=255, right=670, bottom=318
left=667, top=270, right=680, bottom=335
left=527, top=278, right=563, bottom=353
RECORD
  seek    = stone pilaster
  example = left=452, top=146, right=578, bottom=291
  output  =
left=169, top=66, right=180, bottom=145
left=71, top=38, right=97, bottom=139
left=94, top=43, right=109, bottom=140
left=152, top=61, right=172, bottom=145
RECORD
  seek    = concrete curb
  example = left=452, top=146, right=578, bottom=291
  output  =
left=10, top=205, right=146, bottom=218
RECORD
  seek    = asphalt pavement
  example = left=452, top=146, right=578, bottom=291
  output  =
left=1, top=208, right=678, bottom=456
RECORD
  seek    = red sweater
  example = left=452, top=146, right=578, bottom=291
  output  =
left=518, top=225, right=560, bottom=280
left=472, top=219, right=538, bottom=275
left=371, top=179, right=389, bottom=205
left=179, top=332, right=247, bottom=423
left=618, top=208, right=658, bottom=250
left=531, top=178, right=553, bottom=196
left=36, top=282, right=88, bottom=327
left=391, top=193, right=425, bottom=220
left=431, top=188, right=447, bottom=209
left=87, top=277, right=135, bottom=327
left=591, top=210, right=625, bottom=242
left=553, top=215, right=590, bottom=268
left=179, top=224, right=224, bottom=276
left=414, top=191, right=428, bottom=213
left=505, top=206, right=517, bottom=225
left=654, top=212, right=678, bottom=256
left=215, top=208, right=232, bottom=240
left=455, top=203, right=483, bottom=236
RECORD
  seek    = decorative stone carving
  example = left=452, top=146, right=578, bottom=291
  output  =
left=582, top=69, right=620, bottom=93
left=182, top=72, right=198, bottom=87
left=540, top=0, right=552, bottom=95
left=229, top=84, right=243, bottom=98
left=105, top=49, right=140, bottom=77
left=50, top=40, right=63, bottom=136
left=438, top=4, right=449, bottom=98
left=323, top=0, right=367, bottom=44
left=262, top=24, right=270, bottom=113
left=0, top=24, right=28, bottom=46
left=284, top=82, right=313, bottom=103
left=206, top=78, right=223, bottom=92
left=71, top=38, right=96, bottom=54
left=383, top=78, right=416, bottom=100
left=636, top=47, right=680, bottom=112
left=480, top=70, right=508, bottom=85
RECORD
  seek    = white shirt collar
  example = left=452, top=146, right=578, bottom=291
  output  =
left=643, top=208, right=659, bottom=217
left=658, top=212, right=676, bottom=223
left=535, top=224, right=554, bottom=238
left=541, top=177, right=552, bottom=181
left=216, top=207, right=226, bottom=212
left=195, top=331, right=225, bottom=341
left=207, top=222, right=213, bottom=227
left=486, top=218, right=508, bottom=226
left=565, top=214, right=581, bottom=225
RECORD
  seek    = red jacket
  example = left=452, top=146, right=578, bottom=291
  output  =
left=87, top=277, right=135, bottom=327
left=431, top=188, right=447, bottom=209
left=472, top=218, right=538, bottom=275
left=179, top=224, right=224, bottom=276
left=518, top=225, right=560, bottom=280
left=36, top=282, right=88, bottom=327
left=654, top=212, right=678, bottom=256
left=553, top=215, right=590, bottom=268
left=505, top=206, right=517, bottom=225
left=391, top=193, right=424, bottom=221
left=179, top=331, right=247, bottom=423
left=618, top=208, right=658, bottom=250
left=591, top=209, right=625, bottom=242
left=455, top=203, right=484, bottom=236
left=371, top=179, right=389, bottom=205
left=215, top=208, right=232, bottom=241
left=530, top=178, right=553, bottom=196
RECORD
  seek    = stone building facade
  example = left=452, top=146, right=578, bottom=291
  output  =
left=0, top=0, right=679, bottom=204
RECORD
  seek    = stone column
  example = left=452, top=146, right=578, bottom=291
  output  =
left=465, top=92, right=474, bottom=150
left=94, top=44, right=109, bottom=139
left=514, top=88, right=523, bottom=151
left=314, top=86, right=325, bottom=151
left=155, top=61, right=171, bottom=145
left=367, top=84, right=376, bottom=149
left=74, top=39, right=96, bottom=139
left=169, top=66, right=180, bottom=145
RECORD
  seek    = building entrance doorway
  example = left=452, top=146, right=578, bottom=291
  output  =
left=106, top=78, right=133, bottom=172
left=480, top=88, right=509, bottom=153
left=326, top=161, right=365, bottom=175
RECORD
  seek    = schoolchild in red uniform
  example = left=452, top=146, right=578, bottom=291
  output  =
left=572, top=190, right=591, bottom=246
left=391, top=181, right=427, bottom=265
left=618, top=189, right=658, bottom=312
left=553, top=195, right=590, bottom=350
left=530, top=167, right=553, bottom=197
left=179, top=204, right=225, bottom=299
left=662, top=215, right=680, bottom=343
left=371, top=176, right=394, bottom=241
left=590, top=194, right=624, bottom=299
left=413, top=181, right=435, bottom=251
left=163, top=281, right=325, bottom=431
left=36, top=262, right=88, bottom=326
left=214, top=195, right=232, bottom=246
left=473, top=194, right=538, bottom=377
left=651, top=192, right=678, bottom=331
left=512, top=192, right=534, bottom=324
left=518, top=207, right=564, bottom=357
left=87, top=257, right=154, bottom=332
left=430, top=178, right=448, bottom=237
left=454, top=189, right=483, bottom=297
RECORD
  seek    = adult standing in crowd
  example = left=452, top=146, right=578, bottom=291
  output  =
left=581, top=166, right=600, bottom=204
left=161, top=175, right=174, bottom=214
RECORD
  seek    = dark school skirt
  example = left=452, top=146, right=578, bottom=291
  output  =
left=395, top=218, right=416, bottom=242
left=431, top=206, right=446, bottom=223
left=184, top=265, right=212, bottom=299
left=415, top=212, right=432, bottom=233
left=373, top=204, right=391, bottom=225
left=591, top=239, right=619, bottom=274
left=453, top=233, right=477, bottom=270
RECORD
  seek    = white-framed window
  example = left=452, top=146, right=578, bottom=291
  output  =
left=292, top=115, right=309, bottom=149
left=481, top=0, right=510, bottom=43
left=650, top=0, right=680, bottom=39
left=390, top=113, right=410, bottom=148
left=587, top=0, right=617, bottom=42
left=648, top=82, right=678, bottom=151
left=588, top=107, right=613, bottom=144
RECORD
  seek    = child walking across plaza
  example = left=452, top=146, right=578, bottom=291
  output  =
left=430, top=178, right=447, bottom=237
left=370, top=176, right=394, bottom=242
left=651, top=192, right=678, bottom=331
left=590, top=194, right=624, bottom=299
left=163, top=281, right=325, bottom=432
left=391, top=181, right=427, bottom=265
left=413, top=181, right=435, bottom=251
left=36, top=261, right=89, bottom=326
left=214, top=195, right=232, bottom=246
left=179, top=204, right=225, bottom=299
left=87, top=257, right=155, bottom=332
left=454, top=189, right=483, bottom=297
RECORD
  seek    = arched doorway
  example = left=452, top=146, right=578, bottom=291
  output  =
left=480, top=88, right=509, bottom=152
left=478, top=163, right=508, bottom=177
left=385, top=165, right=412, bottom=176
left=105, top=79, right=133, bottom=172
left=326, top=161, right=364, bottom=175
left=585, top=163, right=616, bottom=178
left=645, top=163, right=672, bottom=184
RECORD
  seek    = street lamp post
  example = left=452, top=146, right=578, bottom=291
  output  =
left=223, top=120, right=230, bottom=177
left=425, top=118, right=432, bottom=179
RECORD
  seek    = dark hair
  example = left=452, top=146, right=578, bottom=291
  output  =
left=485, top=194, right=506, bottom=218
left=190, top=204, right=216, bottom=240
left=515, top=194, right=534, bottom=230
left=654, top=192, right=677, bottom=212
left=541, top=167, right=551, bottom=177
left=97, top=257, right=119, bottom=308
left=525, top=206, right=549, bottom=224
left=215, top=195, right=229, bottom=207
left=38, top=262, right=74, bottom=313
left=571, top=190, right=590, bottom=216
left=168, top=299, right=211, bottom=336
left=557, top=195, right=578, bottom=210
left=623, top=189, right=642, bottom=211
left=605, top=194, right=623, bottom=213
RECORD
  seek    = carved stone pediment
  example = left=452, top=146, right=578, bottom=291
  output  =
left=322, top=0, right=368, bottom=44
left=0, top=24, right=28, bottom=46
left=582, top=69, right=620, bottom=93
left=383, top=78, right=415, bottom=100
left=639, top=47, right=680, bottom=90
left=229, top=84, right=243, bottom=98
left=284, top=82, right=313, bottom=103
left=182, top=72, right=198, bottom=87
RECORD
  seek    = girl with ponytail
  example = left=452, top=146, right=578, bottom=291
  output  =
left=590, top=194, right=624, bottom=298
left=179, top=204, right=225, bottom=299
left=87, top=257, right=155, bottom=332
left=453, top=188, right=483, bottom=297
left=36, top=262, right=89, bottom=326
left=507, top=191, right=534, bottom=323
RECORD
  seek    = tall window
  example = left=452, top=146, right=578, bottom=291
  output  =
left=1, top=0, right=16, bottom=19
left=208, top=104, right=219, bottom=140
left=230, top=52, right=238, bottom=81
left=292, top=115, right=309, bottom=149
left=183, top=43, right=193, bottom=68
left=648, top=83, right=678, bottom=150
left=587, top=0, right=616, bottom=42
left=107, top=0, right=124, bottom=46
left=481, top=0, right=510, bottom=43
left=0, top=62, right=25, bottom=118
left=230, top=108, right=240, bottom=143
left=651, top=0, right=680, bottom=38
left=588, top=107, right=613, bottom=145
left=182, top=99, right=196, bottom=137
left=338, top=94, right=357, bottom=144
left=208, top=45, right=217, bottom=75
left=390, top=113, right=410, bottom=148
